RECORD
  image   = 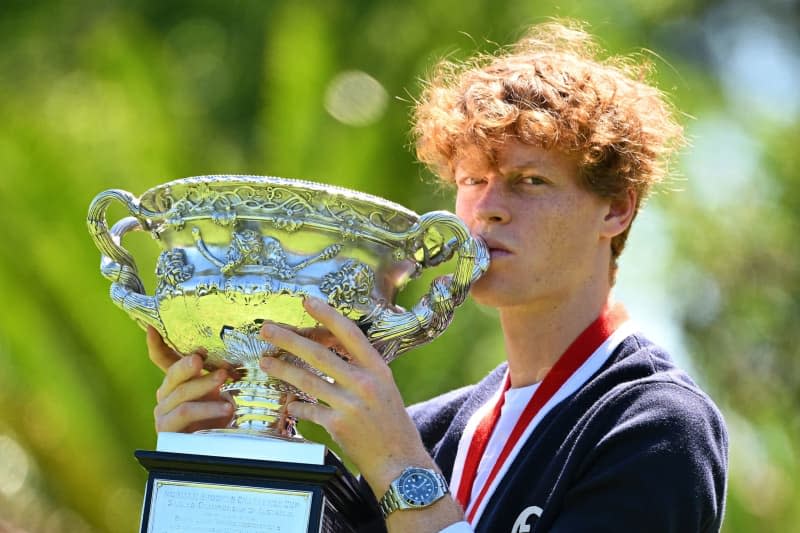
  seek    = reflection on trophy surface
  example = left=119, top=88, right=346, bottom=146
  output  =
left=88, top=175, right=489, bottom=442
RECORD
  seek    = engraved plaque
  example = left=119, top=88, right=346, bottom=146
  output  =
left=147, top=479, right=313, bottom=533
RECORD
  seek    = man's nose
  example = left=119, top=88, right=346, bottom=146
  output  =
left=473, top=182, right=511, bottom=224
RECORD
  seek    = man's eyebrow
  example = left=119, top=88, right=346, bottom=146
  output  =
left=499, top=162, right=549, bottom=176
left=453, top=161, right=486, bottom=175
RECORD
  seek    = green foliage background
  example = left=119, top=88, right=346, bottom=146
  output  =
left=1, top=1, right=797, bottom=531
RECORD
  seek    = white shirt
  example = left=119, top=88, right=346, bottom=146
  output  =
left=440, top=383, right=539, bottom=533
left=470, top=382, right=539, bottom=504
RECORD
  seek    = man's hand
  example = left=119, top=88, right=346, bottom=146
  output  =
left=259, top=297, right=434, bottom=493
left=147, top=326, right=234, bottom=433
left=259, top=297, right=465, bottom=532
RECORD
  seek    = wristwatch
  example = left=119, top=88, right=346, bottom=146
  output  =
left=379, top=466, right=449, bottom=518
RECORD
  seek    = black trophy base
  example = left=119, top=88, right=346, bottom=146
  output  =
left=136, top=449, right=380, bottom=533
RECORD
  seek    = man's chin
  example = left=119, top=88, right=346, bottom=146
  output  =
left=468, top=279, right=506, bottom=308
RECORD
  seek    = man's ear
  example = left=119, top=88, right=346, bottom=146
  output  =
left=601, top=188, right=637, bottom=238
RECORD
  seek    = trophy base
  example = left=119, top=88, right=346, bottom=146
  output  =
left=136, top=445, right=379, bottom=532
left=156, top=431, right=326, bottom=464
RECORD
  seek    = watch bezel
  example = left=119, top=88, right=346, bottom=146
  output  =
left=397, top=467, right=444, bottom=507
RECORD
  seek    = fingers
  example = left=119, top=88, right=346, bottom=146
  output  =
left=156, top=354, right=204, bottom=402
left=155, top=400, right=233, bottom=433
left=259, top=296, right=391, bottom=407
left=154, top=354, right=234, bottom=433
left=260, top=353, right=339, bottom=405
left=148, top=330, right=233, bottom=433
left=285, top=399, right=334, bottom=431
left=299, top=297, right=382, bottom=369
left=291, top=324, right=339, bottom=347
left=157, top=367, right=228, bottom=414
left=271, top=323, right=350, bottom=361
left=146, top=326, right=181, bottom=372
left=260, top=322, right=352, bottom=385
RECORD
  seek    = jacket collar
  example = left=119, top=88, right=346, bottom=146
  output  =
left=433, top=362, right=508, bottom=480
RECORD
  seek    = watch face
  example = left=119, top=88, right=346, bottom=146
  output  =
left=398, top=468, right=440, bottom=507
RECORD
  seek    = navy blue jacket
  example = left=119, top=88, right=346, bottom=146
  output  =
left=408, top=333, right=728, bottom=532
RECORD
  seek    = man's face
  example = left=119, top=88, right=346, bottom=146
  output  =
left=454, top=139, right=614, bottom=311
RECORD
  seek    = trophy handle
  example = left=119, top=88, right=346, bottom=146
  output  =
left=366, top=211, right=489, bottom=362
left=87, top=190, right=166, bottom=336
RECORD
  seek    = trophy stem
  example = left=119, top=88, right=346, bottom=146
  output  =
left=219, top=362, right=304, bottom=440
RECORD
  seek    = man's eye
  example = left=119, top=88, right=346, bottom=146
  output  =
left=458, top=177, right=483, bottom=186
left=520, top=176, right=547, bottom=185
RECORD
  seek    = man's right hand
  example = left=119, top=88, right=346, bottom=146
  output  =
left=147, top=326, right=234, bottom=433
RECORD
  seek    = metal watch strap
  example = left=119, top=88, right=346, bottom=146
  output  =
left=379, top=485, right=404, bottom=518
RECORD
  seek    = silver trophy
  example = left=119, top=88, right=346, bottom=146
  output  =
left=88, top=175, right=488, bottom=441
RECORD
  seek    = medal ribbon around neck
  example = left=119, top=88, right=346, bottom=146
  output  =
left=455, top=302, right=630, bottom=523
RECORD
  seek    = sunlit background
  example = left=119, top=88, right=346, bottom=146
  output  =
left=1, top=1, right=798, bottom=531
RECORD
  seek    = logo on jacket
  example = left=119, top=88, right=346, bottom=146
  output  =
left=511, top=505, right=543, bottom=533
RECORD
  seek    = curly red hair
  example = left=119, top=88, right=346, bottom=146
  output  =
left=413, top=20, right=685, bottom=272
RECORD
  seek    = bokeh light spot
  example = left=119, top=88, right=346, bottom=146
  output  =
left=0, top=435, right=29, bottom=496
left=324, top=70, right=388, bottom=126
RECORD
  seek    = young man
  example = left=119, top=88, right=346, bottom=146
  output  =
left=150, top=20, right=728, bottom=532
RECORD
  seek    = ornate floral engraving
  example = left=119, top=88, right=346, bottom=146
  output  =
left=320, top=260, right=375, bottom=315
left=211, top=210, right=237, bottom=227
left=271, top=216, right=303, bottom=232
left=223, top=281, right=273, bottom=306
left=193, top=226, right=343, bottom=280
left=195, top=281, right=221, bottom=296
left=158, top=184, right=317, bottom=233
left=146, top=178, right=417, bottom=244
left=155, top=249, right=194, bottom=293
left=322, top=200, right=393, bottom=241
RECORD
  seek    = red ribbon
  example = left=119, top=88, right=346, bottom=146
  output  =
left=455, top=302, right=629, bottom=522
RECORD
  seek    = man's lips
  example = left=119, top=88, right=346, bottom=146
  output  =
left=480, top=237, right=513, bottom=257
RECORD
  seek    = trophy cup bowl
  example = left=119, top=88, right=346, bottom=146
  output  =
left=88, top=175, right=489, bottom=441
